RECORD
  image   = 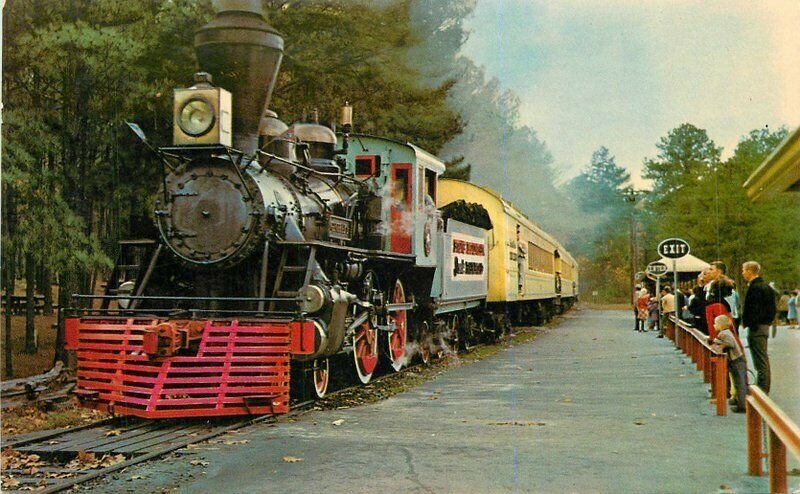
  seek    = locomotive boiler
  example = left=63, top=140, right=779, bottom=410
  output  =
left=63, top=0, right=578, bottom=420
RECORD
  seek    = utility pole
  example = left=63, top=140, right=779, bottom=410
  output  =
left=625, top=189, right=639, bottom=305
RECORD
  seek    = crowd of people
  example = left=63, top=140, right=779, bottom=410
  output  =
left=633, top=260, right=786, bottom=412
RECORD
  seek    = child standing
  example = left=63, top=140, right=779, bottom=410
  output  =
left=646, top=297, right=659, bottom=332
left=709, top=315, right=748, bottom=413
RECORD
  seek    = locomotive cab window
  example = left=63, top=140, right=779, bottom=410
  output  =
left=425, top=168, right=437, bottom=204
left=393, top=168, right=410, bottom=205
left=356, top=155, right=381, bottom=178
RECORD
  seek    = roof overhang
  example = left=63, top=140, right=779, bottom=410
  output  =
left=743, top=125, right=800, bottom=202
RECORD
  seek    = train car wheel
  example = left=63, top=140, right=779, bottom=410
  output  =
left=419, top=320, right=431, bottom=364
left=463, top=315, right=478, bottom=352
left=387, top=279, right=408, bottom=371
left=353, top=315, right=378, bottom=384
left=448, top=314, right=462, bottom=353
left=313, top=358, right=330, bottom=398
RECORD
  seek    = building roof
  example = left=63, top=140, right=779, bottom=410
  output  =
left=743, top=125, right=800, bottom=202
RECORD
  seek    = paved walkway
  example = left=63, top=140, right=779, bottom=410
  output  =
left=92, top=309, right=799, bottom=493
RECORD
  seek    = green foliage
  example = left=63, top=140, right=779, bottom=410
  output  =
left=2, top=0, right=213, bottom=295
left=638, top=124, right=798, bottom=289
left=0, top=0, right=466, bottom=303
left=642, top=123, right=722, bottom=200
left=561, top=147, right=633, bottom=301
left=268, top=0, right=461, bottom=154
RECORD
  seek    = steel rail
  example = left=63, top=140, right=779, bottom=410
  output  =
left=3, top=349, right=439, bottom=493
left=4, top=311, right=515, bottom=493
left=745, top=386, right=800, bottom=494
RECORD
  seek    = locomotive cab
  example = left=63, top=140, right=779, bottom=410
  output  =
left=343, top=135, right=443, bottom=265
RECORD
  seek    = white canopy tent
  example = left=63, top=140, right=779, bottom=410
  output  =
left=656, top=254, right=710, bottom=273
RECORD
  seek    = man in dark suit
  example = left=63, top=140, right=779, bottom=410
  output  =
left=741, top=261, right=777, bottom=393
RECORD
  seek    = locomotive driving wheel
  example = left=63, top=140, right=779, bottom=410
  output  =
left=386, top=279, right=408, bottom=371
left=313, top=358, right=330, bottom=398
left=353, top=314, right=378, bottom=384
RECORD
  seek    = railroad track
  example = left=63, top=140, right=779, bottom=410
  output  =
left=0, top=410, right=297, bottom=493
left=0, top=335, right=501, bottom=493
left=0, top=363, right=431, bottom=492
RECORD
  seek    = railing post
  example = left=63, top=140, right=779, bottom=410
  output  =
left=769, top=429, right=787, bottom=494
left=694, top=339, right=701, bottom=370
left=712, top=356, right=726, bottom=416
left=747, top=399, right=763, bottom=475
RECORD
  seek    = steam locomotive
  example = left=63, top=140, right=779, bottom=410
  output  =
left=63, top=1, right=578, bottom=419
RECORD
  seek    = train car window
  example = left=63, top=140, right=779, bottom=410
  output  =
left=528, top=241, right=554, bottom=274
left=355, top=155, right=381, bottom=178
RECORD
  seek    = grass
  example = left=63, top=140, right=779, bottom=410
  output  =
left=1, top=314, right=59, bottom=381
left=581, top=302, right=631, bottom=310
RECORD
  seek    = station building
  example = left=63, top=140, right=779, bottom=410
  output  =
left=744, top=125, right=800, bottom=201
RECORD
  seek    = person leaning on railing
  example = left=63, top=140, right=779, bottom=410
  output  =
left=741, top=261, right=777, bottom=394
left=703, top=261, right=735, bottom=339
left=708, top=314, right=749, bottom=413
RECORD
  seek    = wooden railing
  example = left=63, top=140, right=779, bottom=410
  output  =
left=668, top=316, right=728, bottom=416
left=746, top=386, right=800, bottom=494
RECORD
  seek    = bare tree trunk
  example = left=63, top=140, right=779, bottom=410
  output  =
left=24, top=253, right=38, bottom=354
left=3, top=182, right=16, bottom=376
left=3, top=259, right=15, bottom=378
left=41, top=265, right=54, bottom=315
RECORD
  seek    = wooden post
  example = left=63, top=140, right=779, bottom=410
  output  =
left=712, top=357, right=727, bottom=416
left=768, top=429, right=787, bottom=494
left=747, top=400, right=763, bottom=475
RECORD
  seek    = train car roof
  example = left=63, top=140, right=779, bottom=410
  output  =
left=342, top=133, right=446, bottom=174
left=440, top=178, right=564, bottom=250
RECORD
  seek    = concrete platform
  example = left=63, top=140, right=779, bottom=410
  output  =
left=89, top=309, right=800, bottom=493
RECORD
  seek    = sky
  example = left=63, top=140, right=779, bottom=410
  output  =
left=461, top=0, right=800, bottom=186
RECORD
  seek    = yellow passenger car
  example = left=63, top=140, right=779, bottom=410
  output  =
left=438, top=179, right=578, bottom=312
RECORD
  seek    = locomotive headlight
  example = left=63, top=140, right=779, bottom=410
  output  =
left=178, top=99, right=215, bottom=136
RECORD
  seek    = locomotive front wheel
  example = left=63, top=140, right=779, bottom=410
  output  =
left=313, top=358, right=330, bottom=398
left=353, top=315, right=378, bottom=384
left=387, top=279, right=408, bottom=371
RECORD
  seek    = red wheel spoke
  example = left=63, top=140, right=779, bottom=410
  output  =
left=387, top=280, right=408, bottom=371
left=354, top=315, right=378, bottom=383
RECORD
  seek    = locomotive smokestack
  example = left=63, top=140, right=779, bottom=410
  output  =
left=194, top=0, right=284, bottom=155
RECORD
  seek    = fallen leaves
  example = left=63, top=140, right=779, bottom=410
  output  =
left=1, top=477, right=20, bottom=489
left=2, top=448, right=45, bottom=471
left=64, top=451, right=126, bottom=470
